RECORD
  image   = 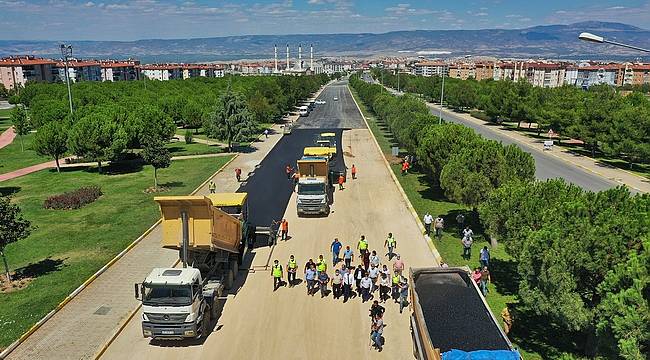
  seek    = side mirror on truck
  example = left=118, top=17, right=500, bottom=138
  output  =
left=134, top=283, right=141, bottom=300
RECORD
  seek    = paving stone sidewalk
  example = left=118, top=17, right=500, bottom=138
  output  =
left=0, top=126, right=16, bottom=150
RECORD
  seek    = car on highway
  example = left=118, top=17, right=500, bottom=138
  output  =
left=299, top=105, right=309, bottom=117
left=333, top=97, right=339, bottom=101
left=316, top=100, right=326, bottom=104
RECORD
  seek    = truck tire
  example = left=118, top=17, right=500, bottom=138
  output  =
left=224, top=260, right=237, bottom=290
left=211, top=298, right=219, bottom=319
left=230, top=260, right=238, bottom=281
left=201, top=312, right=211, bottom=338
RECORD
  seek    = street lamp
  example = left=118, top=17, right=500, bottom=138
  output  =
left=438, top=55, right=471, bottom=124
left=578, top=32, right=650, bottom=53
left=60, top=44, right=74, bottom=116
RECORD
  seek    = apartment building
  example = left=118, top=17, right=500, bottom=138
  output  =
left=574, top=64, right=621, bottom=88
left=182, top=65, right=201, bottom=79
left=100, top=60, right=140, bottom=81
left=0, top=56, right=57, bottom=90
left=622, top=64, right=650, bottom=86
left=139, top=64, right=183, bottom=81
left=55, top=59, right=102, bottom=82
left=412, top=61, right=449, bottom=77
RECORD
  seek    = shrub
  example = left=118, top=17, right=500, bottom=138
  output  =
left=470, top=110, right=491, bottom=122
left=43, top=186, right=103, bottom=210
left=184, top=130, right=193, bottom=144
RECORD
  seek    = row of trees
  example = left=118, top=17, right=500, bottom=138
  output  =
left=350, top=75, right=534, bottom=209
left=11, top=75, right=329, bottom=179
left=373, top=68, right=650, bottom=168
left=350, top=74, right=648, bottom=358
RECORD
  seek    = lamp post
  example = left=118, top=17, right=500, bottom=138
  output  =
left=578, top=32, right=650, bottom=53
left=438, top=66, right=445, bottom=124
left=60, top=44, right=74, bottom=116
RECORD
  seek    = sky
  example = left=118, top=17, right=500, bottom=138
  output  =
left=1, top=0, right=649, bottom=41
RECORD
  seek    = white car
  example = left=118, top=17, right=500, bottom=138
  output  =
left=316, top=100, right=326, bottom=104
left=333, top=97, right=339, bottom=101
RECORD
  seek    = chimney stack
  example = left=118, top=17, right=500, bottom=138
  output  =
left=298, top=44, right=302, bottom=70
left=286, top=43, right=289, bottom=70
left=310, top=44, right=313, bottom=70
left=274, top=44, right=278, bottom=72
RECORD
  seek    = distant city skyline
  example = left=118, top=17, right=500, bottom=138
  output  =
left=1, top=0, right=649, bottom=41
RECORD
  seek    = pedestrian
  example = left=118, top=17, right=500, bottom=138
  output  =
left=370, top=313, right=384, bottom=352
left=316, top=254, right=327, bottom=275
left=456, top=213, right=465, bottom=236
left=423, top=212, right=433, bottom=236
left=332, top=269, right=343, bottom=299
left=351, top=164, right=357, bottom=179
left=271, top=259, right=283, bottom=291
left=434, top=215, right=444, bottom=240
left=368, top=263, right=380, bottom=293
left=343, top=266, right=355, bottom=302
left=462, top=234, right=473, bottom=260
left=501, top=307, right=513, bottom=335
left=285, top=164, right=292, bottom=179
left=392, top=255, right=405, bottom=277
left=380, top=264, right=390, bottom=278
left=287, top=255, right=298, bottom=287
left=401, top=161, right=409, bottom=176
left=472, top=267, right=482, bottom=285
left=462, top=225, right=473, bottom=241
left=208, top=181, right=216, bottom=194
left=360, top=273, right=372, bottom=302
left=379, top=273, right=391, bottom=303
left=305, top=265, right=317, bottom=296
left=280, top=219, right=289, bottom=240
left=331, top=238, right=342, bottom=266
left=292, top=172, right=299, bottom=189
left=369, top=250, right=380, bottom=268
left=354, top=264, right=365, bottom=293
left=440, top=261, right=449, bottom=268
left=357, top=235, right=368, bottom=257
left=318, top=270, right=330, bottom=298
left=362, top=250, right=370, bottom=271
left=264, top=129, right=269, bottom=138
left=338, top=174, right=345, bottom=190
left=384, top=232, right=397, bottom=260
left=304, top=258, right=315, bottom=274
left=391, top=272, right=400, bottom=302
left=369, top=300, right=385, bottom=318
left=235, top=168, right=242, bottom=182
left=343, top=245, right=354, bottom=268
left=398, top=279, right=409, bottom=314
left=480, top=246, right=490, bottom=268
left=480, top=266, right=491, bottom=296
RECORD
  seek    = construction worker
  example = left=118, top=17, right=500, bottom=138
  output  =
left=287, top=255, right=298, bottom=287
left=292, top=172, right=299, bottom=189
left=280, top=219, right=289, bottom=240
left=391, top=272, right=401, bottom=302
left=351, top=164, right=357, bottom=179
left=271, top=259, right=283, bottom=291
left=235, top=168, right=242, bottom=182
left=357, top=235, right=368, bottom=257
left=384, top=232, right=397, bottom=260
left=208, top=181, right=216, bottom=194
left=316, top=254, right=327, bottom=275
left=338, top=174, right=345, bottom=190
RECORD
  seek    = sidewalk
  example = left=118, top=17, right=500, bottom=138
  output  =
left=428, top=103, right=650, bottom=193
left=4, top=83, right=330, bottom=360
left=0, top=126, right=16, bottom=150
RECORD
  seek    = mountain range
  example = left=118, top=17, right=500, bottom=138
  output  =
left=1, top=21, right=649, bottom=62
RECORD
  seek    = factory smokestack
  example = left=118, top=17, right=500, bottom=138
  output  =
left=274, top=44, right=278, bottom=72
left=286, top=43, right=289, bottom=70
left=298, top=44, right=302, bottom=70
left=310, top=44, right=313, bottom=70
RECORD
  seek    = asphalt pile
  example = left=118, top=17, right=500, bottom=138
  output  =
left=414, top=271, right=510, bottom=352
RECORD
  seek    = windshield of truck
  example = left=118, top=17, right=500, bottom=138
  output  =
left=143, top=285, right=192, bottom=306
left=298, top=183, right=325, bottom=195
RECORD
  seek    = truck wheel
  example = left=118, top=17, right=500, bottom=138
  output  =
left=211, top=298, right=219, bottom=319
left=201, top=313, right=211, bottom=338
left=230, top=260, right=238, bottom=281
left=225, top=267, right=235, bottom=290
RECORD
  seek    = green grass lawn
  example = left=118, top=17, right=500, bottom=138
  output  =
left=0, top=117, right=11, bottom=131
left=350, top=86, right=544, bottom=360
left=0, top=155, right=233, bottom=347
left=0, top=108, right=12, bottom=118
left=0, top=132, right=51, bottom=175
left=165, top=140, right=224, bottom=156
left=175, top=127, right=209, bottom=141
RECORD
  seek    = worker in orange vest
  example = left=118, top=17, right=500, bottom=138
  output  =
left=235, top=168, right=242, bottom=182
left=280, top=219, right=289, bottom=240
left=401, top=161, right=409, bottom=176
left=338, top=174, right=345, bottom=191
left=351, top=164, right=357, bottom=179
left=285, top=165, right=292, bottom=179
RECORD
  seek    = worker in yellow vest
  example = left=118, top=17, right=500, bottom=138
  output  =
left=271, top=259, right=283, bottom=291
left=287, top=255, right=298, bottom=287
left=357, top=235, right=369, bottom=257
left=384, top=232, right=397, bottom=260
left=391, top=273, right=401, bottom=303
left=316, top=254, right=327, bottom=274
left=208, top=181, right=216, bottom=194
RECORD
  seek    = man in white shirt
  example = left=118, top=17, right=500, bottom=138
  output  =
left=462, top=225, right=474, bottom=240
left=360, top=274, right=372, bottom=303
left=343, top=268, right=355, bottom=303
left=423, top=212, right=433, bottom=236
left=434, top=216, right=444, bottom=240
left=368, top=264, right=380, bottom=292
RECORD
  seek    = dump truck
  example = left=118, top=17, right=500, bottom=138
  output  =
left=296, top=155, right=330, bottom=216
left=317, top=132, right=337, bottom=149
left=134, top=193, right=254, bottom=340
left=409, top=267, right=520, bottom=360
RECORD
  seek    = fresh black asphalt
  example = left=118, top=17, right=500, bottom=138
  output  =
left=414, top=270, right=511, bottom=352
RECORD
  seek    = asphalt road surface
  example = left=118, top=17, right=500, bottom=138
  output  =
left=100, top=81, right=439, bottom=359
left=294, top=81, right=366, bottom=129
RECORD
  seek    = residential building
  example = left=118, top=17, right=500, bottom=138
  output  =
left=100, top=60, right=140, bottom=81
left=412, top=61, right=449, bottom=77
left=448, top=63, right=476, bottom=80
left=0, top=56, right=57, bottom=90
left=55, top=59, right=102, bottom=82
left=139, top=64, right=183, bottom=81
left=182, top=65, right=201, bottom=79
left=474, top=62, right=495, bottom=81
left=575, top=64, right=622, bottom=88
left=623, top=64, right=650, bottom=86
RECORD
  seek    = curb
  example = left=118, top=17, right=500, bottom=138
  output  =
left=347, top=85, right=442, bottom=266
left=0, top=154, right=238, bottom=360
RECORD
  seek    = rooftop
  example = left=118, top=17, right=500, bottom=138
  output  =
left=0, top=55, right=56, bottom=66
left=144, top=267, right=199, bottom=285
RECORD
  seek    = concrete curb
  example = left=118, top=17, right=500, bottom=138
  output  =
left=347, top=85, right=442, bottom=266
left=0, top=154, right=238, bottom=360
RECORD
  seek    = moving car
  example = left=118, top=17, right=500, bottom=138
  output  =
left=333, top=97, right=339, bottom=101
left=316, top=100, right=326, bottom=104
left=298, top=105, right=309, bottom=117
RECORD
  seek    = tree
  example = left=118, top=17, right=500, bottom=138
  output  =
left=32, top=121, right=69, bottom=173
left=10, top=105, right=30, bottom=151
left=141, top=137, right=171, bottom=189
left=67, top=113, right=127, bottom=173
left=0, top=196, right=32, bottom=282
left=0, top=84, right=8, bottom=99
left=181, top=101, right=204, bottom=133
left=205, top=87, right=257, bottom=151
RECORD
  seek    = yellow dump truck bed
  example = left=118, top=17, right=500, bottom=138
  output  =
left=154, top=195, right=244, bottom=254
left=304, top=146, right=336, bottom=157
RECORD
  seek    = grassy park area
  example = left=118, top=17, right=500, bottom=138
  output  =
left=350, top=87, right=544, bottom=360
left=0, top=132, right=51, bottom=174
left=0, top=155, right=233, bottom=347
left=165, top=140, right=224, bottom=157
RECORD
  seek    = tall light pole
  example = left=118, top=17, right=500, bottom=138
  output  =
left=60, top=44, right=74, bottom=116
left=578, top=32, right=650, bottom=53
left=438, top=65, right=445, bottom=124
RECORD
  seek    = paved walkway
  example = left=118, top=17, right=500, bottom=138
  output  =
left=4, top=84, right=328, bottom=360
left=0, top=126, right=16, bottom=149
left=427, top=103, right=650, bottom=193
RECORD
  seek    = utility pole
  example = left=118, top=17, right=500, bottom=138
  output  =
left=60, top=44, right=74, bottom=117
left=438, top=69, right=445, bottom=125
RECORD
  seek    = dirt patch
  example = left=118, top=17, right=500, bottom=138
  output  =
left=0, top=275, right=34, bottom=293
left=387, top=155, right=403, bottom=165
left=343, top=151, right=355, bottom=158
left=143, top=186, right=170, bottom=193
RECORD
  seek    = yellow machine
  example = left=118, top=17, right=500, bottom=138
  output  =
left=304, top=146, right=336, bottom=159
